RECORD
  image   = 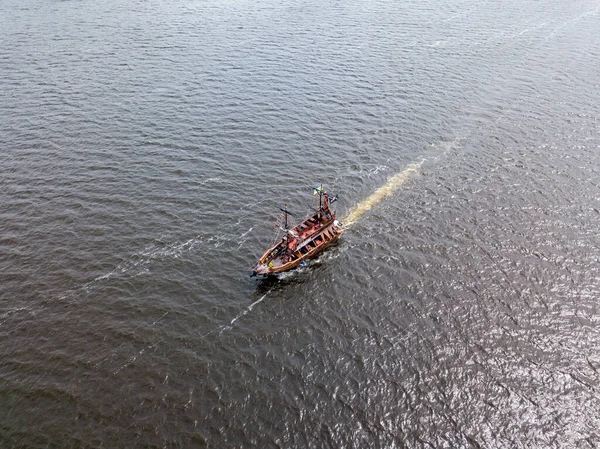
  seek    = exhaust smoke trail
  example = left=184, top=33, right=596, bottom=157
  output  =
left=343, top=160, right=424, bottom=227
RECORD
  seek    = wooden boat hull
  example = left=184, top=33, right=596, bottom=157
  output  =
left=255, top=226, right=342, bottom=275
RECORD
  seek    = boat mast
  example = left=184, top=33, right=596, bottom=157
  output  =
left=319, top=184, right=323, bottom=211
left=277, top=204, right=295, bottom=232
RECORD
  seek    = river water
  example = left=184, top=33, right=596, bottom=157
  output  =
left=1, top=0, right=600, bottom=447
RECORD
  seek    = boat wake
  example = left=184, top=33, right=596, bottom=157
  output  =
left=218, top=290, right=271, bottom=335
left=343, top=159, right=425, bottom=228
left=199, top=289, right=273, bottom=338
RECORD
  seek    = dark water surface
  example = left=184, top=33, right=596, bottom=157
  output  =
left=2, top=0, right=600, bottom=447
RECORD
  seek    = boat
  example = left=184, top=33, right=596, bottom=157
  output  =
left=253, top=186, right=342, bottom=276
